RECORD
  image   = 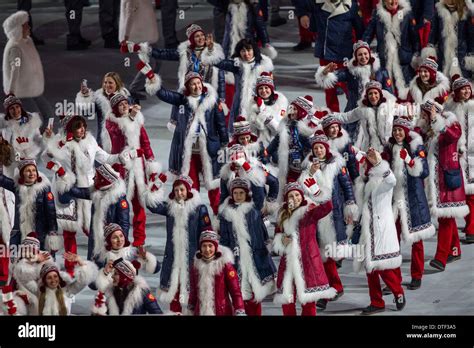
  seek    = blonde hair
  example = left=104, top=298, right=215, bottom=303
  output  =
left=38, top=287, right=68, bottom=316
left=102, top=72, right=124, bottom=94
left=277, top=206, right=293, bottom=229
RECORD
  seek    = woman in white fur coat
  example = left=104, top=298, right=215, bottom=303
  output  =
left=218, top=178, right=276, bottom=316
left=381, top=117, right=435, bottom=290
left=417, top=100, right=468, bottom=272
left=404, top=57, right=451, bottom=109
left=444, top=75, right=474, bottom=244
left=2, top=234, right=51, bottom=315
left=75, top=72, right=130, bottom=147
left=301, top=131, right=359, bottom=310
left=101, top=93, right=162, bottom=249
left=247, top=72, right=287, bottom=147
left=43, top=114, right=120, bottom=276
left=333, top=81, right=401, bottom=153
left=35, top=254, right=97, bottom=315
left=272, top=180, right=336, bottom=316
left=352, top=149, right=405, bottom=315
left=2, top=11, right=51, bottom=117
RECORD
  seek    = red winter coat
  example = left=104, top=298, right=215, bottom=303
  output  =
left=421, top=111, right=468, bottom=218
left=272, top=199, right=337, bottom=305
left=188, top=246, right=245, bottom=316
left=102, top=111, right=154, bottom=172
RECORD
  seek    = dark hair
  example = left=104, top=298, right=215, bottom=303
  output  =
left=70, top=117, right=87, bottom=132
left=232, top=38, right=262, bottom=63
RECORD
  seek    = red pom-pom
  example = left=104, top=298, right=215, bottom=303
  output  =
left=304, top=95, right=313, bottom=102
left=260, top=72, right=272, bottom=77
left=235, top=115, right=246, bottom=122
left=451, top=74, right=461, bottom=83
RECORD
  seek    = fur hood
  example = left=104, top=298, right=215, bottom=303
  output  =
left=3, top=11, right=29, bottom=41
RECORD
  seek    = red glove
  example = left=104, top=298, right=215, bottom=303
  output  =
left=46, top=161, right=55, bottom=170
left=304, top=177, right=316, bottom=188
left=136, top=60, right=155, bottom=79
left=16, top=137, right=28, bottom=144
left=46, top=161, right=65, bottom=177
left=304, top=177, right=321, bottom=196
left=120, top=40, right=140, bottom=54
left=158, top=173, right=167, bottom=183
left=400, top=148, right=408, bottom=160
left=136, top=148, right=145, bottom=158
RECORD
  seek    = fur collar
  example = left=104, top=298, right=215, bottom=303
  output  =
left=219, top=196, right=254, bottom=218
left=167, top=190, right=202, bottom=219
left=3, top=111, right=42, bottom=133
left=186, top=83, right=218, bottom=113
left=228, top=2, right=248, bottom=57
left=328, top=128, right=351, bottom=153
left=105, top=276, right=150, bottom=315
left=347, top=54, right=381, bottom=77
left=194, top=245, right=234, bottom=271
left=90, top=179, right=127, bottom=256
left=408, top=71, right=450, bottom=104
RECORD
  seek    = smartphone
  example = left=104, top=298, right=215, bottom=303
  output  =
left=47, top=118, right=54, bottom=129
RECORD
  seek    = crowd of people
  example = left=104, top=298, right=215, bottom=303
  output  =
left=0, top=0, right=473, bottom=316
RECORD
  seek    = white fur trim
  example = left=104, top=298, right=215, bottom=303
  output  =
left=179, top=84, right=220, bottom=190
left=90, top=179, right=127, bottom=256
left=421, top=45, right=437, bottom=61
left=104, top=276, right=151, bottom=315
left=193, top=246, right=234, bottom=315
left=66, top=261, right=98, bottom=295
left=375, top=0, right=412, bottom=99
left=219, top=198, right=276, bottom=302
left=228, top=2, right=248, bottom=57
left=200, top=44, right=225, bottom=66
left=260, top=45, right=278, bottom=60
left=167, top=121, right=176, bottom=133
left=273, top=204, right=337, bottom=304
left=45, top=234, right=62, bottom=252
left=314, top=65, right=338, bottom=89
left=408, top=71, right=450, bottom=105
left=158, top=192, right=202, bottom=304
left=145, top=73, right=162, bottom=96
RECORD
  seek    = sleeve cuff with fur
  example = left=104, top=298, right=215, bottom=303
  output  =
left=200, top=43, right=225, bottom=66
left=138, top=252, right=160, bottom=274
left=314, top=65, right=338, bottom=89
left=272, top=234, right=286, bottom=255
left=145, top=73, right=162, bottom=96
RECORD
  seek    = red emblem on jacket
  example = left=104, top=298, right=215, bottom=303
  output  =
left=47, top=192, right=54, bottom=201
left=121, top=200, right=128, bottom=209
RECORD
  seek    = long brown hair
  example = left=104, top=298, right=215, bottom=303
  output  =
left=38, top=288, right=68, bottom=316
left=277, top=206, right=293, bottom=229
left=0, top=139, right=13, bottom=166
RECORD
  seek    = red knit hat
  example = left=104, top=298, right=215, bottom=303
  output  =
left=419, top=57, right=438, bottom=84
left=110, top=93, right=128, bottom=116
left=321, top=115, right=343, bottom=137
left=3, top=94, right=23, bottom=118
left=352, top=40, right=374, bottom=66
left=113, top=258, right=137, bottom=287
left=290, top=95, right=314, bottom=120
left=391, top=116, right=413, bottom=144
left=310, top=130, right=332, bottom=160
left=18, top=159, right=42, bottom=185
left=362, top=80, right=386, bottom=106
left=451, top=74, right=472, bottom=102
left=256, top=72, right=275, bottom=93
left=103, top=223, right=130, bottom=251
left=230, top=178, right=251, bottom=203
left=231, top=116, right=258, bottom=144
left=185, top=23, right=205, bottom=48
left=40, top=263, right=66, bottom=289
left=169, top=175, right=194, bottom=200
left=183, top=71, right=206, bottom=96
left=95, top=164, right=120, bottom=190
left=196, top=229, right=222, bottom=259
